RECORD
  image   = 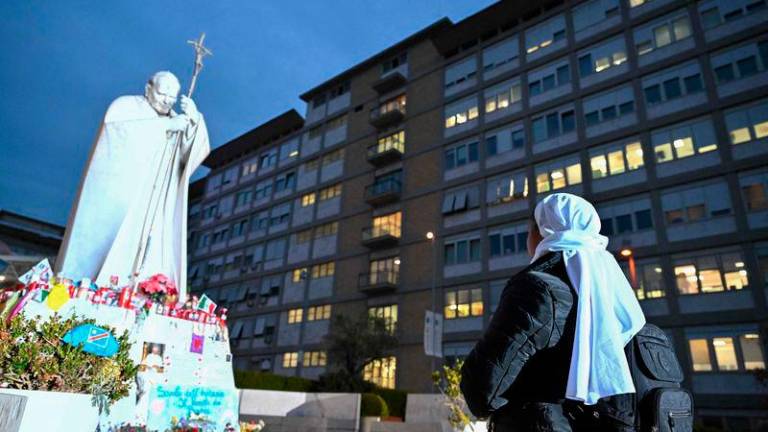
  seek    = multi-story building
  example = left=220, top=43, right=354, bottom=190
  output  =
left=0, top=209, right=64, bottom=278
left=188, top=1, right=768, bottom=429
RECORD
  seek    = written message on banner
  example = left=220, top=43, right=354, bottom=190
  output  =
left=147, top=385, right=239, bottom=430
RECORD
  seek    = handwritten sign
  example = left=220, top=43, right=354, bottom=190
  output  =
left=146, top=385, right=239, bottom=430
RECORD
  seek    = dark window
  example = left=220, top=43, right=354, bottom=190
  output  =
left=469, top=239, right=481, bottom=261
left=456, top=241, right=468, bottom=264
left=557, top=65, right=571, bottom=84
left=700, top=8, right=720, bottom=29
left=644, top=84, right=662, bottom=104
left=601, top=106, right=618, bottom=121
left=723, top=9, right=743, bottom=21
left=485, top=136, right=498, bottom=156
left=561, top=110, right=576, bottom=133
left=512, top=130, right=525, bottom=148
left=517, top=232, right=528, bottom=252
left=714, top=64, right=736, bottom=83
left=445, top=149, right=456, bottom=170
left=635, top=209, right=653, bottom=230
left=579, top=54, right=594, bottom=77
left=502, top=234, right=516, bottom=254
left=456, top=146, right=467, bottom=165
left=585, top=111, right=600, bottom=126
left=619, top=101, right=635, bottom=115
left=468, top=142, right=479, bottom=162
left=663, top=78, right=682, bottom=100
left=600, top=218, right=614, bottom=236
left=746, top=0, right=767, bottom=12
left=616, top=214, right=634, bottom=233
left=759, top=41, right=768, bottom=69
left=529, top=80, right=542, bottom=96
left=532, top=118, right=547, bottom=142
left=546, top=113, right=560, bottom=137
left=711, top=208, right=731, bottom=216
left=489, top=234, right=501, bottom=256
left=683, top=74, right=703, bottom=93
left=444, top=244, right=456, bottom=265
left=553, top=29, right=566, bottom=42
left=542, top=74, right=556, bottom=91
left=737, top=56, right=759, bottom=77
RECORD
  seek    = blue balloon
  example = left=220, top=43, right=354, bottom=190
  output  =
left=61, top=324, right=120, bottom=357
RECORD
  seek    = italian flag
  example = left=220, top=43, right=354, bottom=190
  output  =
left=196, top=294, right=217, bottom=315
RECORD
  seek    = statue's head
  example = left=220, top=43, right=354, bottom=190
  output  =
left=145, top=71, right=181, bottom=115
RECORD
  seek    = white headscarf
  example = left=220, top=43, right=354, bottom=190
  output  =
left=530, top=193, right=646, bottom=405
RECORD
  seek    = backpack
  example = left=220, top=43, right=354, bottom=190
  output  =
left=626, top=324, right=694, bottom=432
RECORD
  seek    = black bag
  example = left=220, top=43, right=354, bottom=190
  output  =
left=626, top=324, right=694, bottom=432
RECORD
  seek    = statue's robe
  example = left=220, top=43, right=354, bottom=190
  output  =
left=56, top=95, right=209, bottom=298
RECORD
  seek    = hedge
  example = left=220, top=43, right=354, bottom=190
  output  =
left=234, top=370, right=313, bottom=392
left=370, top=387, right=407, bottom=419
left=360, top=393, right=389, bottom=418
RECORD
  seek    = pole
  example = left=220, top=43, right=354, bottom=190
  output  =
left=430, top=235, right=437, bottom=375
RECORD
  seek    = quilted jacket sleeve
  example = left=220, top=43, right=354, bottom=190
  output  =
left=459, top=272, right=557, bottom=418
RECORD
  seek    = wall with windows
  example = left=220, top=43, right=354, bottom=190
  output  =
left=525, top=14, right=567, bottom=62
left=634, top=8, right=694, bottom=67
left=482, top=35, right=520, bottom=80
left=673, top=247, right=753, bottom=313
left=485, top=169, right=529, bottom=218
left=528, top=57, right=572, bottom=107
left=642, top=60, right=706, bottom=119
left=443, top=232, right=482, bottom=278
left=724, top=98, right=768, bottom=160
left=572, top=0, right=621, bottom=42
left=661, top=180, right=735, bottom=242
left=711, top=40, right=768, bottom=99
left=739, top=168, right=768, bottom=229
left=577, top=36, right=628, bottom=88
left=484, top=122, right=525, bottom=168
left=445, top=56, right=477, bottom=97
left=582, top=84, right=636, bottom=138
left=651, top=117, right=720, bottom=178
left=698, top=0, right=768, bottom=43
left=487, top=221, right=530, bottom=271
left=445, top=95, right=480, bottom=137
left=484, top=77, right=522, bottom=123
left=534, top=153, right=583, bottom=198
left=531, top=104, right=577, bottom=154
left=589, top=138, right=645, bottom=192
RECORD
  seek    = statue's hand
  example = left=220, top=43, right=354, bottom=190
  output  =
left=180, top=95, right=200, bottom=122
left=167, top=114, right=190, bottom=133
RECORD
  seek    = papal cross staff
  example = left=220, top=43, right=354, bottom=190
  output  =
left=130, top=33, right=212, bottom=291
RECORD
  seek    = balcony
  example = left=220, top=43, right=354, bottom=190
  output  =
left=367, top=142, right=404, bottom=166
left=369, top=106, right=405, bottom=129
left=361, top=224, right=401, bottom=248
left=358, top=270, right=400, bottom=293
left=365, top=178, right=402, bottom=206
left=372, top=71, right=407, bottom=94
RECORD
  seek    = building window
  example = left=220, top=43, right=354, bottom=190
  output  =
left=363, top=357, right=396, bottom=389
left=590, top=141, right=644, bottom=179
left=231, top=219, right=248, bottom=238
left=371, top=212, right=402, bottom=238
left=378, top=94, right=406, bottom=116
left=329, top=82, right=350, bottom=99
left=535, top=157, right=582, bottom=193
left=673, top=250, right=749, bottom=295
left=485, top=79, right=522, bottom=113
left=698, top=0, right=768, bottom=30
left=292, top=268, right=308, bottom=283
left=296, top=229, right=312, bottom=244
left=740, top=170, right=768, bottom=211
left=442, top=188, right=480, bottom=215
left=287, top=308, right=303, bottom=324
left=578, top=36, right=627, bottom=77
left=282, top=352, right=299, bottom=368
left=528, top=61, right=570, bottom=97
left=259, top=150, right=277, bottom=169
left=376, top=130, right=405, bottom=154
left=688, top=333, right=766, bottom=372
left=619, top=259, right=665, bottom=300
left=444, top=238, right=482, bottom=265
left=635, top=11, right=692, bottom=56
left=307, top=304, right=332, bottom=321
left=725, top=99, right=768, bottom=146
left=318, top=183, right=342, bottom=200
left=712, top=41, right=768, bottom=85
left=525, top=14, right=566, bottom=56
left=274, top=171, right=296, bottom=193
left=489, top=224, right=528, bottom=257
left=483, top=35, right=519, bottom=73
left=445, top=288, right=483, bottom=319
left=445, top=57, right=477, bottom=90
left=642, top=62, right=704, bottom=105
left=532, top=108, right=576, bottom=142
left=235, top=190, right=252, bottom=207
left=314, top=221, right=339, bottom=238
left=485, top=126, right=525, bottom=156
left=301, top=192, right=316, bottom=207
left=445, top=98, right=480, bottom=129
left=486, top=171, right=528, bottom=205
left=662, top=182, right=732, bottom=226
left=322, top=149, right=344, bottom=166
left=382, top=52, right=407, bottom=74
left=652, top=118, right=718, bottom=164
left=573, top=0, right=620, bottom=34
left=368, top=305, right=398, bottom=333
left=311, top=262, right=335, bottom=279
left=254, top=181, right=272, bottom=200
left=445, top=141, right=479, bottom=169
left=303, top=351, right=327, bottom=367
left=583, top=85, right=635, bottom=127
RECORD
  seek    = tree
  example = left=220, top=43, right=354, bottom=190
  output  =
left=315, top=312, right=398, bottom=392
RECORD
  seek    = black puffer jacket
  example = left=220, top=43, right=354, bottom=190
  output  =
left=460, top=251, right=635, bottom=432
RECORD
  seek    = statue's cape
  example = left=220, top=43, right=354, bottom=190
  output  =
left=56, top=95, right=209, bottom=298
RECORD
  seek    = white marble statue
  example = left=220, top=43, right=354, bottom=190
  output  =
left=56, top=71, right=210, bottom=298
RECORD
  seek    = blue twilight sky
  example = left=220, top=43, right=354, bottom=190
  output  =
left=0, top=0, right=497, bottom=226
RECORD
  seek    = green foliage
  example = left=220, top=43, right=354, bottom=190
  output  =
left=370, top=387, right=407, bottom=418
left=0, top=314, right=138, bottom=408
left=432, top=359, right=474, bottom=432
left=317, top=312, right=398, bottom=392
left=234, top=370, right=314, bottom=392
left=360, top=393, right=389, bottom=418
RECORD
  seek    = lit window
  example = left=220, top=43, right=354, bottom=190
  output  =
left=607, top=150, right=626, bottom=175
left=301, top=193, right=316, bottom=207
left=626, top=142, right=644, bottom=169
left=287, top=308, right=303, bottom=324
left=363, top=357, right=396, bottom=389
left=591, top=155, right=608, bottom=179
left=283, top=352, right=299, bottom=368
left=292, top=268, right=307, bottom=283
left=712, top=337, right=738, bottom=371
left=445, top=289, right=483, bottom=319
left=675, top=264, right=699, bottom=294
left=369, top=305, right=398, bottom=333
left=689, top=339, right=712, bottom=371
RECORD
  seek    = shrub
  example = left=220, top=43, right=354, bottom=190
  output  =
left=360, top=393, right=389, bottom=418
left=284, top=375, right=313, bottom=392
left=0, top=314, right=138, bottom=409
left=371, top=387, right=407, bottom=419
left=234, top=370, right=314, bottom=391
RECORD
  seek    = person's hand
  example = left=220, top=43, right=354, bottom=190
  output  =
left=180, top=95, right=200, bottom=122
left=167, top=114, right=190, bottom=133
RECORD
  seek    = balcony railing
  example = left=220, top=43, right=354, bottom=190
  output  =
left=358, top=270, right=400, bottom=293
left=372, top=71, right=407, bottom=94
left=369, top=105, right=405, bottom=128
left=361, top=224, right=401, bottom=248
left=367, top=141, right=404, bottom=166
left=365, top=178, right=402, bottom=206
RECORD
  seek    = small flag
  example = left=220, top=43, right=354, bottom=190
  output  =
left=195, top=294, right=217, bottom=315
left=19, top=259, right=53, bottom=284
left=62, top=324, right=120, bottom=357
left=46, top=283, right=70, bottom=311
left=190, top=333, right=204, bottom=354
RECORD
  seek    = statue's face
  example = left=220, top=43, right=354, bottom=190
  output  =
left=145, top=76, right=180, bottom=115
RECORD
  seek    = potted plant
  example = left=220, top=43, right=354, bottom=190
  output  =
left=0, top=313, right=138, bottom=432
